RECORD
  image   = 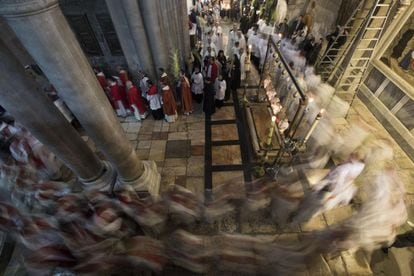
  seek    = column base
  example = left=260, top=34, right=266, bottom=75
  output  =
left=114, top=160, right=161, bottom=198
left=81, top=161, right=116, bottom=192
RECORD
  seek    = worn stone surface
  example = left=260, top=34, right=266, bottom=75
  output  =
left=165, top=140, right=191, bottom=158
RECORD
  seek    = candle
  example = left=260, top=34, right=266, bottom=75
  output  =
left=265, top=116, right=277, bottom=146
left=247, top=45, right=252, bottom=72
left=303, top=109, right=325, bottom=144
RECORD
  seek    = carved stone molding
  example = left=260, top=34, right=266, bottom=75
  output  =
left=0, top=0, right=59, bottom=17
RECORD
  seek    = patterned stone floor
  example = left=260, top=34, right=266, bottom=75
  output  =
left=2, top=23, right=414, bottom=276
left=114, top=60, right=414, bottom=275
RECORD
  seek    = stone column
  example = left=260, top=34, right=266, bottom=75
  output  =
left=138, top=0, right=170, bottom=74
left=0, top=38, right=109, bottom=187
left=105, top=0, right=156, bottom=80
left=0, top=0, right=159, bottom=194
left=179, top=0, right=192, bottom=64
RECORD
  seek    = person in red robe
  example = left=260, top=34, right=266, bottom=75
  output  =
left=109, top=78, right=127, bottom=117
left=161, top=81, right=178, bottom=123
left=96, top=72, right=107, bottom=90
left=179, top=70, right=193, bottom=115
left=126, top=81, right=148, bottom=121
left=147, top=80, right=164, bottom=120
left=117, top=68, right=131, bottom=111
left=96, top=71, right=114, bottom=109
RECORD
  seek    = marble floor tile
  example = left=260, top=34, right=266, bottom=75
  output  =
left=211, top=106, right=236, bottom=121
left=211, top=124, right=239, bottom=141
left=164, top=158, right=188, bottom=167
left=168, top=132, right=188, bottom=140
left=140, top=122, right=155, bottom=134
left=136, top=149, right=150, bottom=160
left=151, top=131, right=169, bottom=140
left=165, top=140, right=191, bottom=158
left=137, top=140, right=151, bottom=149
left=189, top=130, right=205, bottom=146
left=188, top=121, right=205, bottom=131
left=174, top=176, right=187, bottom=186
left=148, top=140, right=166, bottom=161
left=212, top=145, right=242, bottom=165
left=212, top=171, right=244, bottom=189
left=191, top=145, right=204, bottom=156
left=162, top=166, right=187, bottom=176
left=169, top=122, right=188, bottom=132
left=126, top=133, right=137, bottom=141
left=137, top=133, right=152, bottom=140
left=186, top=156, right=204, bottom=177
left=185, top=177, right=205, bottom=201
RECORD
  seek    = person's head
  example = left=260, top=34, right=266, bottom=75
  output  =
left=235, top=41, right=240, bottom=48
left=109, top=77, right=117, bottom=84
left=218, top=74, right=223, bottom=81
left=147, top=79, right=153, bottom=86
left=126, top=81, right=133, bottom=89
left=237, top=30, right=242, bottom=37
left=180, top=69, right=186, bottom=77
left=218, top=50, right=224, bottom=57
left=194, top=67, right=200, bottom=73
left=233, top=23, right=238, bottom=30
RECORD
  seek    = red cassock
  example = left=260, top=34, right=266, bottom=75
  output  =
left=110, top=83, right=123, bottom=109
left=128, top=85, right=147, bottom=114
left=210, top=63, right=218, bottom=82
left=119, top=70, right=129, bottom=86
left=96, top=74, right=107, bottom=90
left=118, top=71, right=130, bottom=109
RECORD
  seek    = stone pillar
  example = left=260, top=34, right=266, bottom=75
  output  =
left=0, top=38, right=109, bottom=187
left=0, top=0, right=158, bottom=193
left=105, top=0, right=156, bottom=80
left=179, top=0, right=192, bottom=63
left=138, top=0, right=170, bottom=74
left=0, top=18, right=34, bottom=66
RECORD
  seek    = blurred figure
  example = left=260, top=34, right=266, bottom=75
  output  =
left=146, top=80, right=164, bottom=120
left=126, top=81, right=148, bottom=121
left=191, top=67, right=204, bottom=104
left=161, top=80, right=178, bottom=123
left=289, top=152, right=365, bottom=224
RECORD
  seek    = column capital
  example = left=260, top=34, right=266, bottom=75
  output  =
left=0, top=0, right=58, bottom=17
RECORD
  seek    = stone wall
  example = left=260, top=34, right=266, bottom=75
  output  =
left=287, top=0, right=343, bottom=38
left=310, top=0, right=343, bottom=38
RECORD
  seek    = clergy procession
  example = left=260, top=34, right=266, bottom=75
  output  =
left=0, top=0, right=412, bottom=275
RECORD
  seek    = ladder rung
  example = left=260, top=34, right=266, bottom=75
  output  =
left=376, top=4, right=390, bottom=7
left=344, top=66, right=367, bottom=70
left=366, top=28, right=383, bottom=30
left=361, top=38, right=379, bottom=41
left=370, top=16, right=387, bottom=19
left=342, top=74, right=363, bottom=79
left=352, top=58, right=371, bottom=61
left=355, top=48, right=375, bottom=51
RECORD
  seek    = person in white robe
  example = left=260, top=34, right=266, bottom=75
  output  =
left=289, top=153, right=365, bottom=224
left=226, top=23, right=238, bottom=57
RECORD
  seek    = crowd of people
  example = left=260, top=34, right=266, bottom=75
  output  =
left=0, top=114, right=407, bottom=274
left=0, top=0, right=411, bottom=274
